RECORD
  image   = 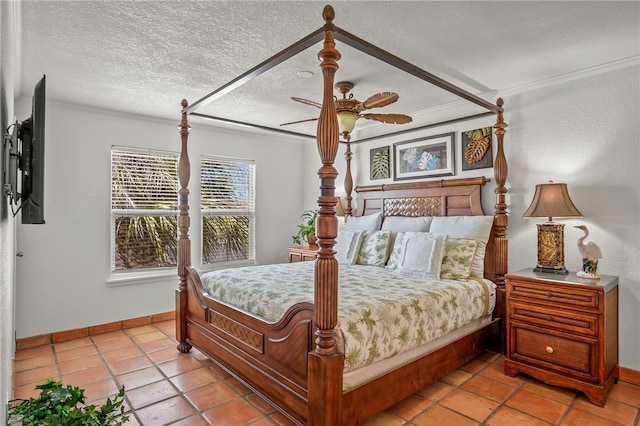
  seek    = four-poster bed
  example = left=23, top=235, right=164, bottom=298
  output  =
left=176, top=5, right=508, bottom=425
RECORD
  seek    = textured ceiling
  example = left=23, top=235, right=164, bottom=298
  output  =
left=17, top=1, right=640, bottom=141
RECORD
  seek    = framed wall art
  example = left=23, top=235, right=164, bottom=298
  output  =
left=393, top=133, right=455, bottom=180
left=370, top=146, right=390, bottom=180
left=462, top=126, right=493, bottom=171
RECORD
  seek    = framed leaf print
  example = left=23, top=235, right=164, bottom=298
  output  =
left=370, top=146, right=390, bottom=180
left=462, top=126, right=493, bottom=171
left=393, top=133, right=454, bottom=180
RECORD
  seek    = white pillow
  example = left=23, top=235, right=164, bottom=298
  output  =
left=385, top=232, right=405, bottom=270
left=397, top=232, right=448, bottom=279
left=381, top=216, right=432, bottom=233
left=335, top=230, right=364, bottom=264
left=356, top=230, right=392, bottom=266
left=344, top=212, right=383, bottom=231
left=429, top=216, right=493, bottom=278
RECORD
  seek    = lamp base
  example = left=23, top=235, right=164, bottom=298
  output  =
left=533, top=266, right=569, bottom=275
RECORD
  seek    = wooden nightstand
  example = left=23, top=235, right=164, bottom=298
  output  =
left=288, top=245, right=318, bottom=263
left=504, top=268, right=619, bottom=406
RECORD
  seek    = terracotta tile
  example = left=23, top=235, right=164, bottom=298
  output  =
left=189, top=348, right=214, bottom=365
left=122, top=414, right=141, bottom=425
left=108, top=355, right=154, bottom=375
left=94, top=336, right=135, bottom=353
left=134, top=395, right=195, bottom=424
left=479, top=351, right=502, bottom=363
left=506, top=389, right=569, bottom=424
left=12, top=383, right=45, bottom=400
left=608, top=381, right=640, bottom=407
left=202, top=398, right=263, bottom=426
left=90, top=330, right=127, bottom=344
left=116, top=366, right=165, bottom=391
left=14, top=365, right=60, bottom=387
left=417, top=380, right=455, bottom=402
left=209, top=363, right=232, bottom=380
left=125, top=379, right=179, bottom=409
left=561, top=407, right=620, bottom=426
left=171, top=415, right=209, bottom=426
left=13, top=344, right=53, bottom=361
left=184, top=381, right=238, bottom=412
left=440, top=368, right=473, bottom=386
left=157, top=356, right=205, bottom=378
left=246, top=393, right=277, bottom=415
left=461, top=374, right=516, bottom=403
left=13, top=353, right=55, bottom=372
left=486, top=405, right=550, bottom=426
left=521, top=378, right=578, bottom=405
left=412, top=404, right=478, bottom=426
left=250, top=418, right=280, bottom=426
left=361, top=411, right=405, bottom=426
left=58, top=354, right=105, bottom=375
left=439, top=388, right=500, bottom=422
left=138, top=337, right=177, bottom=353
left=170, top=367, right=218, bottom=393
left=572, top=394, right=638, bottom=425
left=126, top=325, right=157, bottom=336
left=55, top=344, right=99, bottom=362
left=269, top=411, right=299, bottom=425
left=225, top=376, right=252, bottom=396
left=388, top=394, right=429, bottom=420
left=16, top=334, right=51, bottom=350
left=53, top=327, right=89, bottom=343
left=461, top=357, right=490, bottom=373
left=63, top=365, right=111, bottom=387
left=101, top=345, right=143, bottom=363
left=53, top=337, right=93, bottom=352
left=122, top=316, right=152, bottom=329
left=90, top=321, right=123, bottom=335
left=147, top=346, right=182, bottom=364
left=152, top=312, right=176, bottom=323
left=81, top=378, right=121, bottom=405
left=480, top=362, right=526, bottom=387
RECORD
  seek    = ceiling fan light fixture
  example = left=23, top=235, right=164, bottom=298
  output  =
left=337, top=111, right=359, bottom=136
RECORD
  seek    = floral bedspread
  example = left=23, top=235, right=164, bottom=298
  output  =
left=201, top=262, right=492, bottom=372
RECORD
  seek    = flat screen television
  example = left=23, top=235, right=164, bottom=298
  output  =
left=2, top=75, right=46, bottom=224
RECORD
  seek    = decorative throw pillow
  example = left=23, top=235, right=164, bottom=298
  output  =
left=344, top=211, right=383, bottom=231
left=397, top=232, right=448, bottom=279
left=440, top=238, right=478, bottom=280
left=429, top=216, right=493, bottom=278
left=356, top=230, right=392, bottom=267
left=385, top=232, right=405, bottom=270
left=335, top=230, right=364, bottom=264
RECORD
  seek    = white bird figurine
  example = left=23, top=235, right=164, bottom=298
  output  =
left=574, top=225, right=602, bottom=279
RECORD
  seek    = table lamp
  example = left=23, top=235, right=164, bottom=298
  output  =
left=523, top=181, right=583, bottom=274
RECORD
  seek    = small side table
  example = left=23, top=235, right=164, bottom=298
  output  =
left=288, top=245, right=318, bottom=263
left=504, top=268, right=619, bottom=406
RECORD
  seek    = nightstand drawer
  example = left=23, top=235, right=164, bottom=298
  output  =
left=509, top=280, right=600, bottom=310
left=509, top=302, right=598, bottom=336
left=510, top=325, right=597, bottom=381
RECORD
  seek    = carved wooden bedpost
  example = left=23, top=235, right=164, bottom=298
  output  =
left=343, top=142, right=354, bottom=218
left=307, top=5, right=343, bottom=426
left=176, top=99, right=192, bottom=353
left=493, top=97, right=508, bottom=348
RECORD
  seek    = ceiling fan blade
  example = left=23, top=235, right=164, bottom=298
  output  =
left=361, top=113, right=413, bottom=124
left=280, top=117, right=319, bottom=126
left=291, top=97, right=322, bottom=109
left=360, top=92, right=399, bottom=110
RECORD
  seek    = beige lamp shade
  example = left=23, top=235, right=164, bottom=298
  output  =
left=523, top=181, right=583, bottom=221
left=337, top=111, right=359, bottom=139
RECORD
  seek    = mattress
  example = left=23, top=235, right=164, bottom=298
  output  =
left=201, top=261, right=495, bottom=372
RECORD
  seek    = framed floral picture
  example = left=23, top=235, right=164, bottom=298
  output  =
left=370, top=146, right=390, bottom=180
left=393, top=133, right=455, bottom=180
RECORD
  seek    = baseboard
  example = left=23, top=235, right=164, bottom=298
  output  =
left=620, top=366, right=640, bottom=386
left=15, top=311, right=176, bottom=350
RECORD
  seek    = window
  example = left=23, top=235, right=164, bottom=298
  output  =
left=201, top=156, right=255, bottom=266
left=111, top=148, right=178, bottom=273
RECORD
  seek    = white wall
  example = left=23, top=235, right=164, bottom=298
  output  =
left=332, top=64, right=640, bottom=371
left=13, top=99, right=309, bottom=338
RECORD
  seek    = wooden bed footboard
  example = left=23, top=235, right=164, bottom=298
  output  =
left=181, top=267, right=313, bottom=424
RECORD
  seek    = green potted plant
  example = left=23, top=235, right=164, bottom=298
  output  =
left=7, top=379, right=128, bottom=426
left=292, top=210, right=318, bottom=246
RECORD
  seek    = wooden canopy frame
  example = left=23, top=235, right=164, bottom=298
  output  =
left=176, top=5, right=508, bottom=425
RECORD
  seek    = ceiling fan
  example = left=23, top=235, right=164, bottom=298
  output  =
left=280, top=81, right=413, bottom=141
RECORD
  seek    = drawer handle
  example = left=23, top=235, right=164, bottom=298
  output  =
left=546, top=291, right=553, bottom=298
left=546, top=346, right=554, bottom=354
left=545, top=315, right=553, bottom=321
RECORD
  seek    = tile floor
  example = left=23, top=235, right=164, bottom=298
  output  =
left=12, top=319, right=640, bottom=425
